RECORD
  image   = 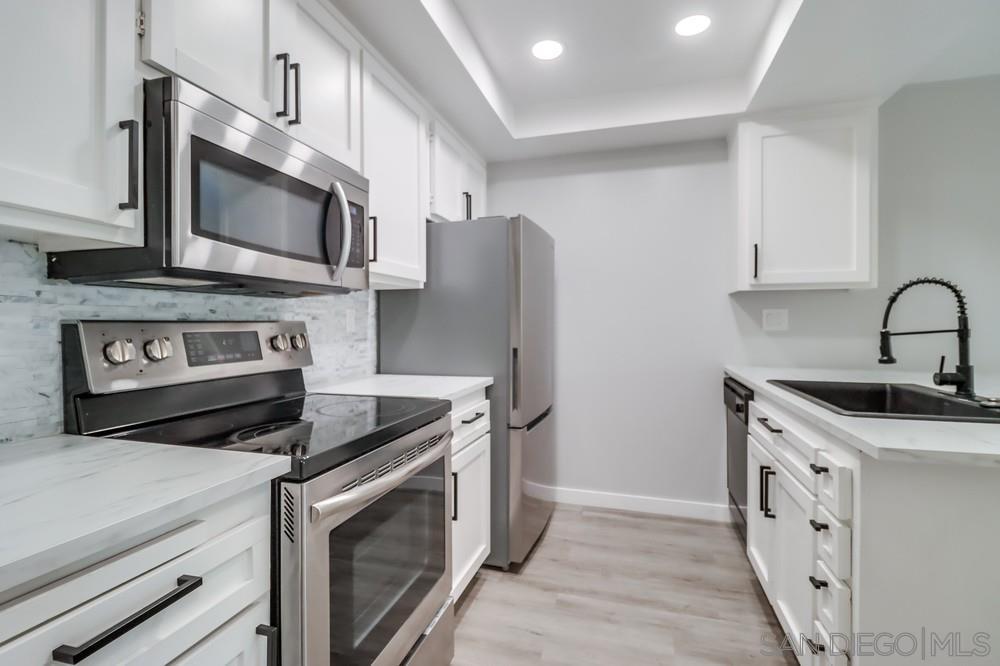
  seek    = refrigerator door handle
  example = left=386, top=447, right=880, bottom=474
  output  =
left=512, top=347, right=519, bottom=411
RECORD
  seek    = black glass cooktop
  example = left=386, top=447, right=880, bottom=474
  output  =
left=110, top=393, right=451, bottom=481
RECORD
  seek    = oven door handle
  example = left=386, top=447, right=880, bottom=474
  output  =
left=310, top=431, right=453, bottom=523
left=325, top=181, right=352, bottom=283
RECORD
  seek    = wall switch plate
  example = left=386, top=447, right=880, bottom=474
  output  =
left=762, top=309, right=790, bottom=332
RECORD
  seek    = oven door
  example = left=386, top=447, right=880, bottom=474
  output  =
left=283, top=424, right=453, bottom=666
left=170, top=88, right=369, bottom=290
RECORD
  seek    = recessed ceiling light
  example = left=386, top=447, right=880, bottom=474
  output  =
left=675, top=14, right=711, bottom=37
left=532, top=40, right=564, bottom=61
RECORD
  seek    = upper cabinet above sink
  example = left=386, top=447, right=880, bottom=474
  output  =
left=731, top=105, right=878, bottom=292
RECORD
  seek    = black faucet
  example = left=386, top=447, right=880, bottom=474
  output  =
left=878, top=277, right=974, bottom=398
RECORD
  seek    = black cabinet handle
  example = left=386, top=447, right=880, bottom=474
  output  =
left=809, top=463, right=830, bottom=475
left=753, top=243, right=759, bottom=279
left=289, top=62, right=302, bottom=125
left=758, top=465, right=768, bottom=512
left=369, top=216, right=378, bottom=263
left=256, top=624, right=278, bottom=666
left=809, top=519, right=830, bottom=532
left=451, top=471, right=459, bottom=521
left=763, top=469, right=776, bottom=518
left=461, top=412, right=485, bottom=425
left=52, top=575, right=202, bottom=663
left=463, top=191, right=472, bottom=220
left=276, top=53, right=291, bottom=118
left=117, top=120, right=139, bottom=210
left=806, top=638, right=826, bottom=654
left=809, top=575, right=829, bottom=590
left=511, top=347, right=519, bottom=410
left=757, top=417, right=783, bottom=434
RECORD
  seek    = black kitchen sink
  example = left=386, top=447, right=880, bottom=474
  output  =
left=768, top=380, right=1000, bottom=423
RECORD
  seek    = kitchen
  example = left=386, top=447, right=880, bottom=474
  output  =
left=1, top=0, right=999, bottom=664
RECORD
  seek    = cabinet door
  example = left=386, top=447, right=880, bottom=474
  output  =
left=747, top=435, right=779, bottom=599
left=739, top=107, right=876, bottom=289
left=451, top=433, right=491, bottom=598
left=170, top=601, right=270, bottom=665
left=0, top=0, right=141, bottom=245
left=363, top=55, right=429, bottom=288
left=464, top=159, right=488, bottom=219
left=277, top=0, right=362, bottom=171
left=141, top=0, right=285, bottom=125
left=430, top=122, right=468, bottom=222
left=772, top=463, right=818, bottom=650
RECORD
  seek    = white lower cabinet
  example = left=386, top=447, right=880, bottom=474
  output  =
left=451, top=432, right=491, bottom=598
left=747, top=435, right=778, bottom=594
left=170, top=601, right=271, bottom=665
left=771, top=464, right=818, bottom=653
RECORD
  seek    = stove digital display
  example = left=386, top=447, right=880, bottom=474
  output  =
left=183, top=331, right=263, bottom=367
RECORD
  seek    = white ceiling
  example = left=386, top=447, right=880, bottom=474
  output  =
left=334, top=0, right=1000, bottom=162
left=451, top=0, right=777, bottom=112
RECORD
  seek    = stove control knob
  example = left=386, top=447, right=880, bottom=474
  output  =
left=103, top=339, right=136, bottom=366
left=270, top=334, right=291, bottom=352
left=291, top=333, right=308, bottom=350
left=144, top=337, right=174, bottom=362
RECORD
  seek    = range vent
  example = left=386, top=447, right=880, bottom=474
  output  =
left=282, top=487, right=296, bottom=543
left=337, top=434, right=446, bottom=491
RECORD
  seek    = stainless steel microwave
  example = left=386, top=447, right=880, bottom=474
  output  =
left=48, top=77, right=369, bottom=297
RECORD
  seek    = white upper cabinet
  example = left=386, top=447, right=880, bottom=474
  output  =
left=0, top=0, right=142, bottom=247
left=141, top=0, right=284, bottom=124
left=430, top=121, right=488, bottom=222
left=732, top=105, right=877, bottom=291
left=362, top=55, right=429, bottom=289
left=275, top=0, right=362, bottom=171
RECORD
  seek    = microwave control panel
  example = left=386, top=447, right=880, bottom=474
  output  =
left=348, top=203, right=366, bottom=268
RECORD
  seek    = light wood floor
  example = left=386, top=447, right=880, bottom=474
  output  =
left=453, top=504, right=796, bottom=665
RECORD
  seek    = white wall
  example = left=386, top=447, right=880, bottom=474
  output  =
left=488, top=74, right=1000, bottom=518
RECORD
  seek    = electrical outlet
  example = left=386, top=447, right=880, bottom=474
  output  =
left=762, top=309, right=789, bottom=332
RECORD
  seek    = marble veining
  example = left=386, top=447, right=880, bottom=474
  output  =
left=0, top=241, right=376, bottom=443
left=726, top=365, right=1000, bottom=465
left=0, top=434, right=289, bottom=594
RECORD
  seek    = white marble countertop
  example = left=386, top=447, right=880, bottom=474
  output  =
left=725, top=366, right=1000, bottom=466
left=0, top=435, right=289, bottom=596
left=311, top=374, right=493, bottom=402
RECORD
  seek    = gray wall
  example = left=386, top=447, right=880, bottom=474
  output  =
left=488, top=74, right=1000, bottom=509
left=0, top=242, right=375, bottom=443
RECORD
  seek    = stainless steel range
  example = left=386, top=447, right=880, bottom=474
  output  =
left=62, top=320, right=455, bottom=665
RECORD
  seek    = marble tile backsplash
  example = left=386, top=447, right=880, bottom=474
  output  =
left=0, top=241, right=376, bottom=443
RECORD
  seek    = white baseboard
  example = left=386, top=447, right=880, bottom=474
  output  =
left=524, top=480, right=731, bottom=523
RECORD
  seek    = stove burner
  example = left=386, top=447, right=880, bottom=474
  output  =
left=315, top=395, right=414, bottom=420
left=225, top=419, right=313, bottom=456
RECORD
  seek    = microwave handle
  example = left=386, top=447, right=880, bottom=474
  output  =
left=326, top=181, right=353, bottom=282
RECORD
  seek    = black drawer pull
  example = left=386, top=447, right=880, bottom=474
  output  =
left=809, top=575, right=829, bottom=590
left=289, top=62, right=302, bottom=125
left=757, top=417, right=783, bottom=434
left=810, top=463, right=830, bottom=475
left=809, top=519, right=830, bottom=532
left=451, top=471, right=459, bottom=521
left=256, top=624, right=278, bottom=666
left=461, top=412, right=485, bottom=425
left=52, top=575, right=202, bottom=663
left=276, top=53, right=291, bottom=117
left=117, top=119, right=139, bottom=210
left=806, top=638, right=826, bottom=654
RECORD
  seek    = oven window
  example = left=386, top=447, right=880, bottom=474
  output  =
left=190, top=136, right=337, bottom=265
left=329, top=457, right=446, bottom=664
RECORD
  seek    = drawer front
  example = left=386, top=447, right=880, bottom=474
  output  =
left=814, top=450, right=853, bottom=521
left=813, top=505, right=851, bottom=581
left=452, top=398, right=490, bottom=455
left=0, top=517, right=270, bottom=665
left=812, top=559, right=851, bottom=637
left=750, top=403, right=820, bottom=494
left=810, top=620, right=849, bottom=666
left=450, top=387, right=487, bottom=415
left=169, top=600, right=270, bottom=665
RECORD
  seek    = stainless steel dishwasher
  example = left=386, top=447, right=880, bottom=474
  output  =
left=723, top=377, right=753, bottom=543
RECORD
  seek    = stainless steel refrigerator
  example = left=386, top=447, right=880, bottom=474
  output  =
left=379, top=215, right=555, bottom=569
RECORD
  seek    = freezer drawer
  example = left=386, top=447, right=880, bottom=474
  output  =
left=509, top=409, right=555, bottom=564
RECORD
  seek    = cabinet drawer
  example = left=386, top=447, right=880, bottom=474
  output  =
left=452, top=399, right=490, bottom=455
left=169, top=600, right=270, bottom=665
left=813, top=505, right=851, bottom=581
left=0, top=517, right=270, bottom=665
left=750, top=402, right=821, bottom=494
left=814, top=450, right=853, bottom=521
left=812, top=559, right=851, bottom=637
left=810, top=619, right=849, bottom=666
